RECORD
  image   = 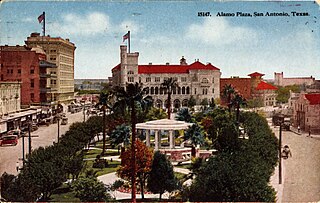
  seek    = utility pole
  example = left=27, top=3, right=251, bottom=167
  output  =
left=28, top=123, right=32, bottom=155
left=57, top=116, right=60, bottom=143
left=279, top=122, right=282, bottom=184
left=22, top=134, right=25, bottom=167
left=83, top=104, right=86, bottom=122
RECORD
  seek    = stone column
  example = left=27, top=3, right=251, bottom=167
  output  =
left=155, top=130, right=159, bottom=151
left=146, top=130, right=150, bottom=147
left=169, top=130, right=174, bottom=149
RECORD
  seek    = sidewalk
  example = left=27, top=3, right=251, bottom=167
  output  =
left=290, top=127, right=320, bottom=140
left=98, top=172, right=169, bottom=200
left=270, top=163, right=285, bottom=203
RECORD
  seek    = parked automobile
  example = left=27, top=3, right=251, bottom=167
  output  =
left=0, top=135, right=18, bottom=146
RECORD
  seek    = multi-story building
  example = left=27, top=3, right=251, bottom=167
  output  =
left=112, top=45, right=221, bottom=109
left=25, top=33, right=76, bottom=104
left=74, top=79, right=109, bottom=91
left=0, top=81, right=21, bottom=116
left=220, top=72, right=277, bottom=106
left=274, top=72, right=315, bottom=87
left=0, top=45, right=57, bottom=107
left=293, top=93, right=320, bottom=132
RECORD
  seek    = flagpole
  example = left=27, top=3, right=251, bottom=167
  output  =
left=128, top=31, right=130, bottom=53
left=43, top=12, right=46, bottom=36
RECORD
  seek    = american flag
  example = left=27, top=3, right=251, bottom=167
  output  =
left=123, top=32, right=129, bottom=42
left=38, top=13, right=45, bottom=23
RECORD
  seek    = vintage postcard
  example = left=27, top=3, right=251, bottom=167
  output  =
left=0, top=0, right=319, bottom=202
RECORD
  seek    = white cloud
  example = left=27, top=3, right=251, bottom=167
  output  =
left=21, top=17, right=33, bottom=22
left=50, top=12, right=110, bottom=36
left=118, top=20, right=143, bottom=34
left=185, top=18, right=257, bottom=45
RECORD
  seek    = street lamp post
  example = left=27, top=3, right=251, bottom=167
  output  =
left=279, top=122, right=282, bottom=184
left=83, top=104, right=86, bottom=122
left=28, top=121, right=32, bottom=155
left=57, top=115, right=60, bottom=143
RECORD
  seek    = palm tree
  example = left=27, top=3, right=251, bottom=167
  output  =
left=161, top=77, right=178, bottom=119
left=231, top=93, right=247, bottom=124
left=97, top=91, right=113, bottom=156
left=176, top=108, right=193, bottom=123
left=222, top=84, right=235, bottom=113
left=110, top=124, right=131, bottom=155
left=113, top=82, right=152, bottom=203
left=184, top=123, right=205, bottom=157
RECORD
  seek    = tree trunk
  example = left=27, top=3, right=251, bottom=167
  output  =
left=102, top=106, right=106, bottom=156
left=140, top=176, right=144, bottom=199
left=191, top=145, right=196, bottom=158
left=159, top=192, right=162, bottom=200
left=167, top=92, right=171, bottom=119
left=131, top=100, right=137, bottom=203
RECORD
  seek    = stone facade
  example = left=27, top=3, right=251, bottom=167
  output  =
left=0, top=82, right=21, bottom=116
left=25, top=33, right=76, bottom=104
left=274, top=72, right=315, bottom=87
left=112, top=45, right=221, bottom=109
left=293, top=93, right=320, bottom=132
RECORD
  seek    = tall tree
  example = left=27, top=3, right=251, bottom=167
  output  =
left=222, top=84, right=235, bottom=113
left=231, top=93, right=247, bottom=124
left=113, top=82, right=152, bottom=202
left=147, top=151, right=179, bottom=200
left=184, top=123, right=205, bottom=157
left=97, top=91, right=113, bottom=156
left=161, top=77, right=178, bottom=119
left=117, top=140, right=153, bottom=199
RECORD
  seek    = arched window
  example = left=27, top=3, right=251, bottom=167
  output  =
left=186, top=87, right=190, bottom=94
left=178, top=87, right=181, bottom=94
left=128, top=70, right=134, bottom=75
left=155, top=87, right=159, bottom=94
left=202, top=88, right=208, bottom=95
left=182, top=99, right=188, bottom=107
left=182, top=87, right=185, bottom=94
left=174, top=99, right=181, bottom=109
left=151, top=87, right=154, bottom=95
left=201, top=78, right=209, bottom=83
left=160, top=87, right=163, bottom=95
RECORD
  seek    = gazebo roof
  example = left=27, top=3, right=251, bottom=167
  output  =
left=136, top=119, right=193, bottom=130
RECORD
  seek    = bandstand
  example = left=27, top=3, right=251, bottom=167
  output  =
left=136, top=119, right=194, bottom=161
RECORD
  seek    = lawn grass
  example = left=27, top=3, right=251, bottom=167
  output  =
left=175, top=163, right=191, bottom=170
left=84, top=148, right=120, bottom=159
left=80, top=160, right=121, bottom=177
left=50, top=184, right=80, bottom=202
left=174, top=172, right=187, bottom=181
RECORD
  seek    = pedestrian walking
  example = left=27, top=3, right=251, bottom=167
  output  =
left=282, top=145, right=292, bottom=159
left=308, top=129, right=311, bottom=137
left=298, top=126, right=301, bottom=134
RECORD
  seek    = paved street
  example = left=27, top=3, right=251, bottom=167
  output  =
left=0, top=111, right=85, bottom=176
left=271, top=126, right=320, bottom=202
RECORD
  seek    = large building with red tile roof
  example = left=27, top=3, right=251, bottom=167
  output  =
left=112, top=45, right=221, bottom=109
left=220, top=72, right=278, bottom=106
left=293, top=93, right=320, bottom=132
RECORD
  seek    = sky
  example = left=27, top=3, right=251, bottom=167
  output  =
left=0, top=0, right=319, bottom=80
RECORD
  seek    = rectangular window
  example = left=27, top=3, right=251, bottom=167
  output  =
left=128, top=77, right=134, bottom=82
left=18, top=69, right=21, bottom=74
left=11, top=69, right=13, bottom=74
left=30, top=93, right=34, bottom=100
left=181, top=77, right=187, bottom=82
left=146, top=77, right=151, bottom=82
left=194, top=88, right=197, bottom=94
left=155, top=77, right=160, bottom=82
left=30, top=79, right=34, bottom=88
left=212, top=78, right=215, bottom=83
left=30, top=69, right=34, bottom=74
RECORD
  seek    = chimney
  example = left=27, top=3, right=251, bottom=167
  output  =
left=149, top=62, right=152, bottom=65
left=66, top=38, right=69, bottom=42
left=166, top=62, right=169, bottom=65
